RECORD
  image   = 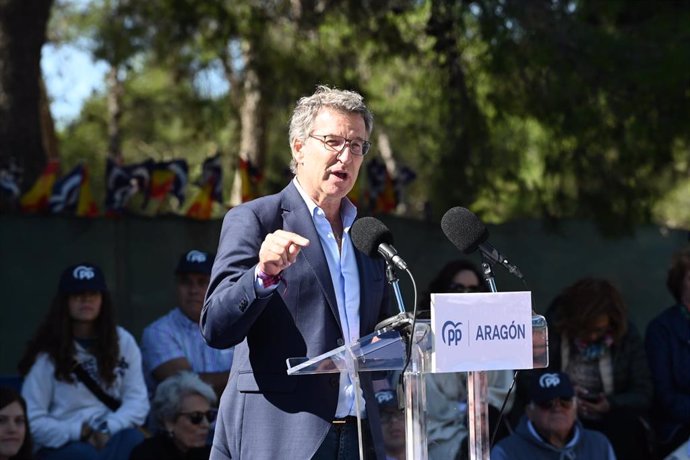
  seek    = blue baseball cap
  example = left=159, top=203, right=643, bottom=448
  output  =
left=529, top=371, right=575, bottom=404
left=175, top=250, right=214, bottom=275
left=58, top=263, right=108, bottom=294
left=375, top=389, right=398, bottom=409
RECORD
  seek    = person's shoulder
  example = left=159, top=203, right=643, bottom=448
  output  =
left=579, top=426, right=615, bottom=450
left=646, top=305, right=683, bottom=336
left=650, top=304, right=680, bottom=324
left=116, top=326, right=139, bottom=347
left=142, top=309, right=178, bottom=334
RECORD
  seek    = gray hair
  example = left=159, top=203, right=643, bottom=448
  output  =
left=151, top=371, right=217, bottom=428
left=288, top=84, right=374, bottom=174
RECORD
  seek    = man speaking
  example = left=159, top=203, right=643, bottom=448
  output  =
left=201, top=85, right=393, bottom=459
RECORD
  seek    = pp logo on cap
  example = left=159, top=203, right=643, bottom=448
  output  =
left=376, top=391, right=395, bottom=405
left=539, top=373, right=561, bottom=389
left=73, top=265, right=96, bottom=280
left=186, top=250, right=207, bottom=263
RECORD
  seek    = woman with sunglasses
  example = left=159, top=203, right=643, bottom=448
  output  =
left=0, top=387, right=33, bottom=460
left=421, top=259, right=515, bottom=460
left=130, top=372, right=216, bottom=460
left=519, top=277, right=653, bottom=460
left=18, top=263, right=149, bottom=460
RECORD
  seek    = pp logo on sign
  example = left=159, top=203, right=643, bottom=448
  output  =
left=441, top=321, right=463, bottom=346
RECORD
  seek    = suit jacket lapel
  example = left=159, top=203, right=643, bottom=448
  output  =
left=281, top=182, right=341, bottom=331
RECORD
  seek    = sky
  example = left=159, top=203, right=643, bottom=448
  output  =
left=41, top=42, right=108, bottom=127
left=41, top=42, right=229, bottom=129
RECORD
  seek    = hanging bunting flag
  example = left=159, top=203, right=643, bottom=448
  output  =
left=239, top=157, right=262, bottom=202
left=365, top=158, right=396, bottom=213
left=186, top=155, right=223, bottom=220
left=149, top=159, right=188, bottom=204
left=19, top=159, right=60, bottom=213
left=0, top=167, right=20, bottom=201
left=186, top=182, right=214, bottom=220
left=76, top=165, right=99, bottom=217
left=105, top=158, right=152, bottom=215
left=48, top=163, right=98, bottom=216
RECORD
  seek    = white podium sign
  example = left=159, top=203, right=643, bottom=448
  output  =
left=431, top=291, right=533, bottom=372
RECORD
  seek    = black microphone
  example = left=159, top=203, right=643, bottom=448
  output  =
left=441, top=207, right=524, bottom=279
left=351, top=217, right=408, bottom=271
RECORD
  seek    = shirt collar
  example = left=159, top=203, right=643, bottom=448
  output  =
left=292, top=177, right=357, bottom=227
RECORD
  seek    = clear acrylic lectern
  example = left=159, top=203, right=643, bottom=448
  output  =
left=286, top=313, right=548, bottom=460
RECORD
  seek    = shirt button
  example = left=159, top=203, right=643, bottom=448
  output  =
left=238, top=299, right=248, bottom=312
left=336, top=338, right=344, bottom=347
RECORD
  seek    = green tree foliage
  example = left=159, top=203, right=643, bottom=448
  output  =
left=466, top=0, right=690, bottom=233
left=44, top=0, right=690, bottom=232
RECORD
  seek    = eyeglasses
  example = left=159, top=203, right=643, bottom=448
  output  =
left=308, top=134, right=371, bottom=156
left=534, top=397, right=574, bottom=410
left=447, top=283, right=481, bottom=293
left=177, top=409, right=217, bottom=425
left=380, top=410, right=404, bottom=423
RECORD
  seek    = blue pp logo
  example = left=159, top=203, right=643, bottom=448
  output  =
left=441, top=321, right=463, bottom=346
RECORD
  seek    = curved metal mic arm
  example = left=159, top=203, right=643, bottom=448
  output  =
left=481, top=260, right=498, bottom=293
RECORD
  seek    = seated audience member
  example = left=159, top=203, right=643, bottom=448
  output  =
left=130, top=372, right=215, bottom=460
left=376, top=389, right=405, bottom=460
left=18, top=263, right=148, bottom=460
left=646, top=247, right=690, bottom=457
left=491, top=371, right=615, bottom=460
left=0, top=387, right=33, bottom=460
left=515, top=278, right=652, bottom=460
left=141, top=250, right=233, bottom=398
left=422, top=259, right=514, bottom=460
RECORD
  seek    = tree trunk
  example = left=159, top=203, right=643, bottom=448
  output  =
left=229, top=37, right=265, bottom=206
left=0, top=0, right=54, bottom=189
left=38, top=74, right=59, bottom=161
left=106, top=66, right=124, bottom=162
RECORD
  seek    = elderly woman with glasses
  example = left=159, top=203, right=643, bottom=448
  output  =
left=130, top=372, right=216, bottom=460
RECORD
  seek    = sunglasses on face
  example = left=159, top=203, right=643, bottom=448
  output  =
left=535, top=397, right=575, bottom=410
left=380, top=410, right=404, bottom=424
left=447, top=283, right=481, bottom=293
left=177, top=409, right=217, bottom=425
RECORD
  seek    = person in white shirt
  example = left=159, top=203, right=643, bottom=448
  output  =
left=18, top=262, right=149, bottom=460
left=141, top=249, right=232, bottom=399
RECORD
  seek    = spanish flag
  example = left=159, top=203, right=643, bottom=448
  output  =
left=239, top=158, right=262, bottom=202
left=149, top=160, right=188, bottom=203
left=76, top=166, right=99, bottom=217
left=186, top=182, right=214, bottom=220
left=186, top=155, right=223, bottom=220
left=20, top=159, right=60, bottom=213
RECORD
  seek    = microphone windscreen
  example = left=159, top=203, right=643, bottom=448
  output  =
left=441, top=207, right=489, bottom=254
left=350, top=216, right=394, bottom=258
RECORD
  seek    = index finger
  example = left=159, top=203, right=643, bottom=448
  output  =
left=274, top=230, right=310, bottom=248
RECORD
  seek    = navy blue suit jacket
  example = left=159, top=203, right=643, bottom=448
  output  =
left=201, top=182, right=392, bottom=459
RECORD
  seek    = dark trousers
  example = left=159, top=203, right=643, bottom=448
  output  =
left=312, top=417, right=375, bottom=460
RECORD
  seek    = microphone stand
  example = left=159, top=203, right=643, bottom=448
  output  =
left=466, top=260, right=496, bottom=460
left=374, top=263, right=413, bottom=331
